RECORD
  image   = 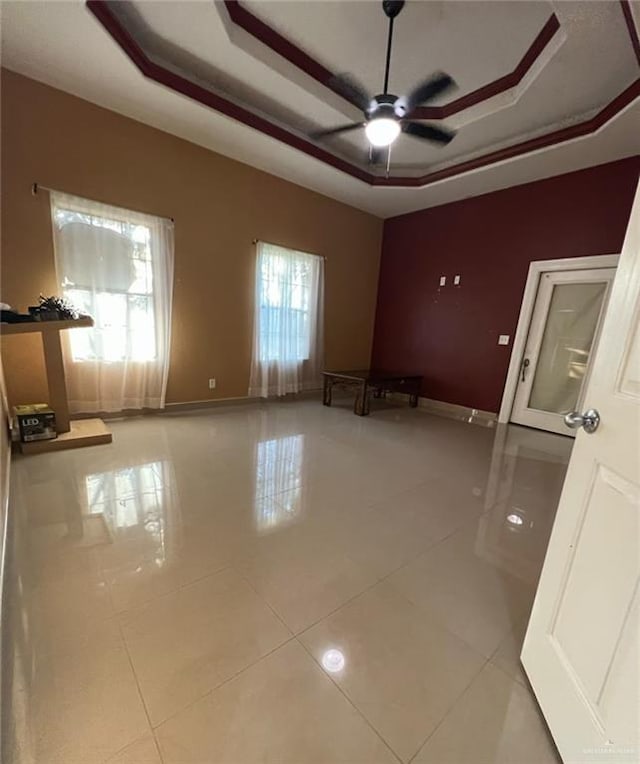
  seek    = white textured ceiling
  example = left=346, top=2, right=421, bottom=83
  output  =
left=235, top=1, right=636, bottom=169
left=1, top=0, right=639, bottom=217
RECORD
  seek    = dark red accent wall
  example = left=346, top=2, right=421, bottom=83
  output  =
left=371, top=157, right=640, bottom=413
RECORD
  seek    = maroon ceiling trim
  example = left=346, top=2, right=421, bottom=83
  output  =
left=223, top=0, right=560, bottom=121
left=371, top=78, right=640, bottom=187
left=86, top=0, right=640, bottom=189
left=85, top=0, right=370, bottom=185
left=417, top=14, right=559, bottom=119
left=620, top=0, right=640, bottom=67
left=223, top=0, right=335, bottom=94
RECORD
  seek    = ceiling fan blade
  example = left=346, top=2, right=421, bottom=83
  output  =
left=403, top=121, right=456, bottom=144
left=396, top=72, right=455, bottom=115
left=310, top=123, right=364, bottom=140
left=329, top=74, right=372, bottom=113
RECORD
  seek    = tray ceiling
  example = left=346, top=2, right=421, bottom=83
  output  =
left=1, top=0, right=639, bottom=217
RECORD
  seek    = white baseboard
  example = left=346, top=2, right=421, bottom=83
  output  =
left=164, top=396, right=261, bottom=412
left=69, top=390, right=324, bottom=420
left=388, top=393, right=496, bottom=427
left=165, top=389, right=322, bottom=412
left=64, top=391, right=495, bottom=426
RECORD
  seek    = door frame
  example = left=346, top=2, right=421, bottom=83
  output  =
left=498, top=254, right=619, bottom=425
left=510, top=267, right=616, bottom=436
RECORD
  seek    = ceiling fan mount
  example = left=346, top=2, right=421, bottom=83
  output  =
left=367, top=94, right=395, bottom=119
left=310, top=1, right=457, bottom=163
left=382, top=0, right=405, bottom=20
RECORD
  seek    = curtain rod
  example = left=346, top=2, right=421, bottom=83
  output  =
left=252, top=239, right=326, bottom=260
left=31, top=183, right=175, bottom=223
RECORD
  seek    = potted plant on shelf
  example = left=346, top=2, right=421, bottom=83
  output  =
left=29, top=295, right=79, bottom=321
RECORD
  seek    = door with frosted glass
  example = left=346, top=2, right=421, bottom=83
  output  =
left=510, top=268, right=615, bottom=435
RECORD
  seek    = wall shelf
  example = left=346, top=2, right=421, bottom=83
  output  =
left=1, top=316, right=93, bottom=335
left=1, top=315, right=112, bottom=453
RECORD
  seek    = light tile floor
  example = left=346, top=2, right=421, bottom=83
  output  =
left=3, top=398, right=571, bottom=763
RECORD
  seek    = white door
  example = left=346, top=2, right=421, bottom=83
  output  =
left=521, top=183, right=640, bottom=763
left=511, top=268, right=615, bottom=436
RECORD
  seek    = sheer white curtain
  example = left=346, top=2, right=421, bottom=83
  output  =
left=50, top=192, right=174, bottom=413
left=249, top=241, right=324, bottom=398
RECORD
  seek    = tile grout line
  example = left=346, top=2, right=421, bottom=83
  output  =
left=147, top=634, right=299, bottom=732
left=232, top=563, right=296, bottom=637
left=113, top=617, right=167, bottom=764
left=406, top=655, right=491, bottom=764
left=226, top=531, right=483, bottom=763
left=282, top=528, right=493, bottom=764
left=135, top=561, right=405, bottom=741
left=289, top=573, right=386, bottom=636
left=110, top=514, right=489, bottom=763
left=107, top=562, right=233, bottom=618
left=291, top=525, right=499, bottom=763
left=137, top=536, right=468, bottom=746
left=407, top=655, right=554, bottom=764
left=229, top=511, right=476, bottom=645
left=150, top=733, right=165, bottom=764
left=287, top=522, right=466, bottom=638
left=294, top=634, right=404, bottom=764
left=104, top=731, right=165, bottom=764
left=115, top=565, right=297, bottom=734
left=367, top=513, right=531, bottom=651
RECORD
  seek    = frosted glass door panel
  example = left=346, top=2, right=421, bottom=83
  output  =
left=528, top=282, right=607, bottom=414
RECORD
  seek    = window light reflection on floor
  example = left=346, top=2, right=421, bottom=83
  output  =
left=254, top=434, right=304, bottom=533
left=85, top=460, right=171, bottom=568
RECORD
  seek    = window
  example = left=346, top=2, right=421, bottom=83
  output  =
left=50, top=191, right=174, bottom=413
left=53, top=206, right=157, bottom=363
left=249, top=241, right=324, bottom=398
left=257, top=243, right=316, bottom=362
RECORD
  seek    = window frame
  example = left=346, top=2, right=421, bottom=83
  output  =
left=256, top=242, right=319, bottom=364
left=52, top=205, right=160, bottom=364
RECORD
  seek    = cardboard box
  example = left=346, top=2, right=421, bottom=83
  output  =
left=14, top=404, right=57, bottom=442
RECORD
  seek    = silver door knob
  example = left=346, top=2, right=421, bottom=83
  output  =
left=564, top=408, right=600, bottom=434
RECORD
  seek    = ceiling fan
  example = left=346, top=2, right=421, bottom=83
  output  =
left=310, top=0, right=457, bottom=162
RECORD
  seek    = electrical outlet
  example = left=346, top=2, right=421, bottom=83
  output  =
left=498, top=335, right=510, bottom=346
left=209, top=378, right=216, bottom=389
left=439, top=276, right=446, bottom=287
left=454, top=275, right=461, bottom=285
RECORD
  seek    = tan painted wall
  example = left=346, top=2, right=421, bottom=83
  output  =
left=0, top=353, right=9, bottom=569
left=0, top=69, right=382, bottom=407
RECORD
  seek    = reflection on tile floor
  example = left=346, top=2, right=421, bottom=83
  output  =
left=3, top=400, right=570, bottom=763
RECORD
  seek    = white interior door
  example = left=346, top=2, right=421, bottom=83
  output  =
left=511, top=268, right=615, bottom=435
left=521, top=182, right=640, bottom=763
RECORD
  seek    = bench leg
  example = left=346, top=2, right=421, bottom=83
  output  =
left=323, top=377, right=333, bottom=406
left=354, top=382, right=370, bottom=416
left=409, top=382, right=420, bottom=408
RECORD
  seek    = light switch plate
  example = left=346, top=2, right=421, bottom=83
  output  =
left=498, top=335, right=510, bottom=346
left=454, top=275, right=461, bottom=285
left=439, top=276, right=446, bottom=286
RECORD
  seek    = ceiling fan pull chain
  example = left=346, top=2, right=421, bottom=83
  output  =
left=386, top=145, right=391, bottom=178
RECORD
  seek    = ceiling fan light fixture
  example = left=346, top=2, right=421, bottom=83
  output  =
left=308, top=3, right=456, bottom=155
left=365, top=117, right=400, bottom=147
